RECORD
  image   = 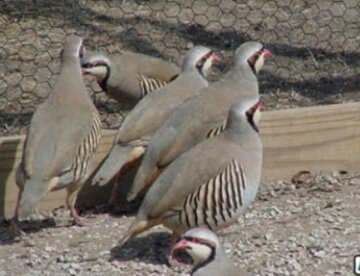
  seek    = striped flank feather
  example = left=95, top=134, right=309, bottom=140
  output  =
left=206, top=121, right=227, bottom=138
left=178, top=158, right=246, bottom=230
left=72, top=113, right=102, bottom=182
left=138, top=74, right=169, bottom=97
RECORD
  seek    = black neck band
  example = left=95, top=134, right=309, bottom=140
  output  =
left=246, top=112, right=259, bottom=133
left=247, top=60, right=257, bottom=76
left=99, top=64, right=111, bottom=91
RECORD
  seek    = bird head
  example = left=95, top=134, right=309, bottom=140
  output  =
left=234, top=41, right=272, bottom=74
left=228, top=95, right=265, bottom=133
left=60, top=35, right=85, bottom=64
left=81, top=53, right=111, bottom=81
left=171, top=228, right=220, bottom=266
left=182, top=45, right=222, bottom=77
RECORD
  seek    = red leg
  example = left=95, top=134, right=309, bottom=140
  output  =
left=109, top=168, right=134, bottom=213
left=11, top=188, right=26, bottom=236
left=66, top=188, right=85, bottom=227
left=108, top=167, right=126, bottom=206
left=109, top=157, right=144, bottom=213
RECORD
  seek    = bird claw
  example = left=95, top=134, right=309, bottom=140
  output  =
left=10, top=218, right=26, bottom=237
left=70, top=208, right=85, bottom=227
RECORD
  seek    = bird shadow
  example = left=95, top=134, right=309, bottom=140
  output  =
left=0, top=217, right=57, bottom=245
left=110, top=231, right=172, bottom=265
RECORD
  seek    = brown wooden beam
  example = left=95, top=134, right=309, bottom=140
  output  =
left=1, top=102, right=360, bottom=219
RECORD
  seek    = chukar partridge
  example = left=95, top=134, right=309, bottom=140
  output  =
left=91, top=46, right=221, bottom=205
left=81, top=51, right=179, bottom=105
left=119, top=95, right=264, bottom=246
left=14, top=35, right=101, bottom=228
left=128, top=41, right=271, bottom=201
left=171, top=228, right=244, bottom=276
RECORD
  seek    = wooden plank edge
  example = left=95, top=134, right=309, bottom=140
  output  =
left=1, top=102, right=360, bottom=218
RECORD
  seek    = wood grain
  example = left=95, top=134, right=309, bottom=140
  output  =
left=261, top=102, right=360, bottom=180
left=1, top=102, right=360, bottom=218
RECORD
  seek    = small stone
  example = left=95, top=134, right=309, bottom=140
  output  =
left=349, top=178, right=360, bottom=186
left=57, top=256, right=65, bottom=263
left=186, top=42, right=194, bottom=49
left=313, top=250, right=326, bottom=258
left=44, top=246, right=54, bottom=252
left=288, top=259, right=302, bottom=271
left=70, top=263, right=81, bottom=270
left=323, top=175, right=338, bottom=184
left=42, top=253, right=50, bottom=259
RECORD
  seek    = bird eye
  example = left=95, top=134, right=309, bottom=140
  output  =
left=192, top=237, right=205, bottom=244
left=202, top=51, right=213, bottom=61
left=82, top=63, right=91, bottom=68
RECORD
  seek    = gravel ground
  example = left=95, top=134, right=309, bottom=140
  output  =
left=1, top=172, right=359, bottom=276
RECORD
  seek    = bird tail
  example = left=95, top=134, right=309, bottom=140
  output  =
left=16, top=177, right=49, bottom=221
left=127, top=159, right=160, bottom=201
left=118, top=217, right=160, bottom=247
left=91, top=145, right=135, bottom=187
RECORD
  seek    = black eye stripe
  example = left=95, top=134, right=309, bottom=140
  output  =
left=196, top=51, right=213, bottom=69
left=82, top=61, right=108, bottom=68
left=82, top=63, right=92, bottom=68
left=202, top=51, right=213, bottom=60
left=257, top=48, right=265, bottom=56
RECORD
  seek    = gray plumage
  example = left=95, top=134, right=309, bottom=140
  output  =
left=15, top=35, right=101, bottom=225
left=81, top=51, right=180, bottom=106
left=91, top=46, right=220, bottom=188
left=171, top=228, right=244, bottom=276
left=128, top=41, right=272, bottom=201
left=119, top=95, right=263, bottom=246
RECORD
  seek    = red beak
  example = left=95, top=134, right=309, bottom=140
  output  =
left=257, top=102, right=265, bottom=111
left=171, top=239, right=191, bottom=256
left=211, top=53, right=222, bottom=65
left=263, top=49, right=273, bottom=59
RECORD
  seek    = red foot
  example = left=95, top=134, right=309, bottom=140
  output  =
left=70, top=207, right=85, bottom=227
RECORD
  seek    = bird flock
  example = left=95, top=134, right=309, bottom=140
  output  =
left=12, top=34, right=273, bottom=275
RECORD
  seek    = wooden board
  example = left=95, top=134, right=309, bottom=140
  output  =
left=1, top=102, right=360, bottom=218
left=0, top=133, right=115, bottom=219
left=261, top=102, right=360, bottom=180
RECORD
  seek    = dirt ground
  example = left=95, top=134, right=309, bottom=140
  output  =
left=0, top=172, right=359, bottom=275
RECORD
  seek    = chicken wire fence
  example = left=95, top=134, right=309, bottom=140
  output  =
left=0, top=0, right=359, bottom=135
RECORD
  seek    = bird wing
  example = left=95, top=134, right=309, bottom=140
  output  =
left=116, top=73, right=205, bottom=144
left=115, top=85, right=174, bottom=144
left=156, top=86, right=228, bottom=167
left=128, top=53, right=180, bottom=81
left=23, top=98, right=98, bottom=181
left=143, top=136, right=241, bottom=218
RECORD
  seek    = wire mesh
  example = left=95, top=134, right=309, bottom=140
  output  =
left=0, top=0, right=359, bottom=135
